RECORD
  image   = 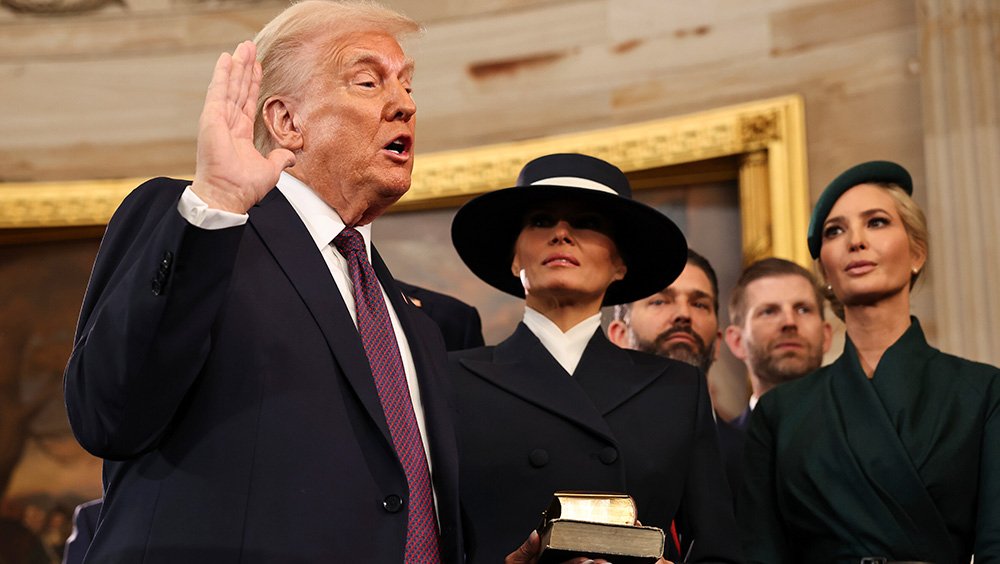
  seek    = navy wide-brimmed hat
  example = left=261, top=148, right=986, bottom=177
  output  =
left=451, top=153, right=688, bottom=306
left=807, top=160, right=913, bottom=259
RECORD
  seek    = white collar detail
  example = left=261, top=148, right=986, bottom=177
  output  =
left=522, top=307, right=602, bottom=375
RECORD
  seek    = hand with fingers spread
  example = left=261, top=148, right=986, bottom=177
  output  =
left=192, top=40, right=296, bottom=213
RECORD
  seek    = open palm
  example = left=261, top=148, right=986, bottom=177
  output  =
left=191, top=40, right=295, bottom=213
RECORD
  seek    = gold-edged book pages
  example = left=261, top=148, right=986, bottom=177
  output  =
left=537, top=492, right=664, bottom=564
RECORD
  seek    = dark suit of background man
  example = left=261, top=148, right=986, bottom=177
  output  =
left=397, top=281, right=485, bottom=351
left=62, top=2, right=462, bottom=562
left=607, top=249, right=746, bottom=498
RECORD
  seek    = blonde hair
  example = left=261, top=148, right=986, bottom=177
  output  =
left=252, top=0, right=421, bottom=152
left=881, top=183, right=929, bottom=287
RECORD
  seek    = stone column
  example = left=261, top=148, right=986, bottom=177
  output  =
left=918, top=0, right=1000, bottom=365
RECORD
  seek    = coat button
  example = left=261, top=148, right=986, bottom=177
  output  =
left=528, top=449, right=549, bottom=468
left=383, top=494, right=403, bottom=513
left=599, top=446, right=618, bottom=464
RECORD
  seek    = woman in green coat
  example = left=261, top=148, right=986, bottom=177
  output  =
left=738, top=161, right=1000, bottom=563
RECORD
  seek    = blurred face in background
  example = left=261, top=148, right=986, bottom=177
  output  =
left=726, top=274, right=831, bottom=394
left=616, top=262, right=719, bottom=375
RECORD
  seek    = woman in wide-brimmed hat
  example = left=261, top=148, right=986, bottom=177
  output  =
left=738, top=161, right=1000, bottom=563
left=450, top=153, right=743, bottom=564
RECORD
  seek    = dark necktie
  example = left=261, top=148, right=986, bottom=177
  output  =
left=333, top=227, right=441, bottom=564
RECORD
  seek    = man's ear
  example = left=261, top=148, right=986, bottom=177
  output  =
left=262, top=96, right=303, bottom=151
left=821, top=321, right=833, bottom=354
left=607, top=320, right=631, bottom=349
left=724, top=325, right=748, bottom=362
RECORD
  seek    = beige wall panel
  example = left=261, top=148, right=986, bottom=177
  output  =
left=0, top=6, right=281, bottom=60
left=3, top=53, right=209, bottom=146
left=2, top=0, right=926, bottom=190
left=770, top=0, right=916, bottom=56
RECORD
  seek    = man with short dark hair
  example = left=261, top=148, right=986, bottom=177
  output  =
left=723, top=257, right=832, bottom=430
left=608, top=249, right=721, bottom=378
left=608, top=249, right=746, bottom=500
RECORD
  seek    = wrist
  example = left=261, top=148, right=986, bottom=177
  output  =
left=190, top=179, right=252, bottom=214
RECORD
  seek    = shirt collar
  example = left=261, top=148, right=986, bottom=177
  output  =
left=277, top=171, right=373, bottom=256
left=522, top=307, right=602, bottom=375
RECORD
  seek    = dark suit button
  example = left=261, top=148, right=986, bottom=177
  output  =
left=151, top=280, right=163, bottom=296
left=599, top=447, right=618, bottom=464
left=528, top=449, right=549, bottom=468
left=383, top=494, right=403, bottom=513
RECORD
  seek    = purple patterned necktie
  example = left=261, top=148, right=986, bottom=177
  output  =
left=333, top=227, right=441, bottom=564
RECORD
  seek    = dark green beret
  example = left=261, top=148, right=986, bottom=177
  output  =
left=807, top=160, right=913, bottom=259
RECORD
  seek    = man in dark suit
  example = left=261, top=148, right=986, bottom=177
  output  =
left=396, top=281, right=484, bottom=351
left=722, top=257, right=831, bottom=431
left=607, top=249, right=745, bottom=496
left=62, top=3, right=461, bottom=562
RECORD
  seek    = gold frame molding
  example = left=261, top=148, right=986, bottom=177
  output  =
left=0, top=95, right=809, bottom=265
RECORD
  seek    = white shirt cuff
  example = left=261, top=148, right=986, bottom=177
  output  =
left=177, top=186, right=248, bottom=229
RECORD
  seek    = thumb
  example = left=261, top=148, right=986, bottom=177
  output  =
left=505, top=530, right=540, bottom=564
left=267, top=148, right=296, bottom=173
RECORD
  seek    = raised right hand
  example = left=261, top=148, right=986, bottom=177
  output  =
left=191, top=40, right=296, bottom=213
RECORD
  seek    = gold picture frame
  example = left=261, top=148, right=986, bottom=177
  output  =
left=0, top=95, right=809, bottom=265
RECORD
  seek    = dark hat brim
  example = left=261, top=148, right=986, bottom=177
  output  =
left=807, top=160, right=913, bottom=259
left=451, top=184, right=687, bottom=306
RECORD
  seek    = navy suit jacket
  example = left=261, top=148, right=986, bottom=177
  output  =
left=716, top=416, right=746, bottom=505
left=396, top=281, right=484, bottom=352
left=63, top=499, right=102, bottom=564
left=63, top=178, right=463, bottom=563
left=730, top=406, right=751, bottom=432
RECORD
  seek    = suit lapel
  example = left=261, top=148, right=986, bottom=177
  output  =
left=372, top=246, right=457, bottom=456
left=572, top=332, right=663, bottom=415
left=459, top=324, right=618, bottom=445
left=248, top=190, right=391, bottom=443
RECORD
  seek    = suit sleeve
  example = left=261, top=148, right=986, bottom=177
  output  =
left=738, top=397, right=793, bottom=563
left=678, top=371, right=744, bottom=563
left=64, top=178, right=245, bottom=460
left=975, top=371, right=1000, bottom=558
left=459, top=305, right=485, bottom=350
